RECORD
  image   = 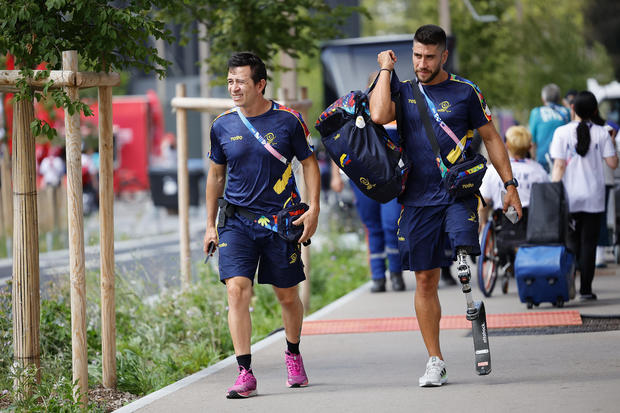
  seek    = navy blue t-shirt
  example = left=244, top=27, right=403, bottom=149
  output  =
left=393, top=74, right=492, bottom=206
left=209, top=101, right=313, bottom=215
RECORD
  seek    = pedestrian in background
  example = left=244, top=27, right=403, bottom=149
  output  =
left=529, top=83, right=571, bottom=172
left=549, top=91, right=618, bottom=300
left=203, top=52, right=320, bottom=398
left=479, top=126, right=549, bottom=270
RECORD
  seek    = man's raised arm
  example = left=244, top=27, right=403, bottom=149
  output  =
left=369, top=50, right=397, bottom=125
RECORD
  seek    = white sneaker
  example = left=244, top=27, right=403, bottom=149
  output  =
left=419, top=356, right=448, bottom=387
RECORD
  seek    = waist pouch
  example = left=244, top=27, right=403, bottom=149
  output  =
left=218, top=198, right=310, bottom=245
left=442, top=153, right=487, bottom=199
left=276, top=203, right=309, bottom=244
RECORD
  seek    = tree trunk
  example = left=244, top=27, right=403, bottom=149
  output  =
left=11, top=93, right=41, bottom=392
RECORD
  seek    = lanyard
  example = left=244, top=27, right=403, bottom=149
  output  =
left=415, top=80, right=464, bottom=152
left=233, top=105, right=289, bottom=165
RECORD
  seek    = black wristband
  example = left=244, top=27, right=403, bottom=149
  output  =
left=380, top=68, right=392, bottom=74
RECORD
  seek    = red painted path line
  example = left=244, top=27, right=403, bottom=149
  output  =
left=301, top=311, right=582, bottom=336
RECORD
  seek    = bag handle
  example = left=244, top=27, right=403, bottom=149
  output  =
left=364, top=70, right=407, bottom=151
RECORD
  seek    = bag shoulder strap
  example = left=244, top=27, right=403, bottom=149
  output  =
left=411, top=79, right=442, bottom=158
left=234, top=105, right=288, bottom=165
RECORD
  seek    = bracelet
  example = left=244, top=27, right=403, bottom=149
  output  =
left=380, top=68, right=392, bottom=74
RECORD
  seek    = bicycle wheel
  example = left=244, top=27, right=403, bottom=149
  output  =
left=478, top=221, right=499, bottom=297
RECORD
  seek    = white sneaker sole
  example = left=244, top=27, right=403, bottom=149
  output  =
left=419, top=377, right=448, bottom=387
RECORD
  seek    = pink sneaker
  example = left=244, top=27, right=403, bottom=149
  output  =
left=226, top=366, right=257, bottom=398
left=285, top=351, right=309, bottom=388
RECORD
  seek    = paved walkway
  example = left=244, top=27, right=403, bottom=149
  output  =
left=115, top=261, right=620, bottom=413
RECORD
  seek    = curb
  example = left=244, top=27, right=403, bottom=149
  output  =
left=113, top=281, right=371, bottom=412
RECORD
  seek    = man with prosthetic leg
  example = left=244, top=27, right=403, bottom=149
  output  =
left=369, top=25, right=521, bottom=386
left=456, top=247, right=491, bottom=375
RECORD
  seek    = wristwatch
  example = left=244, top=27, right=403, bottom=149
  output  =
left=504, top=178, right=519, bottom=189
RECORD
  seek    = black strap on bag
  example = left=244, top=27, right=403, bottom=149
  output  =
left=410, top=78, right=443, bottom=162
left=410, top=78, right=486, bottom=206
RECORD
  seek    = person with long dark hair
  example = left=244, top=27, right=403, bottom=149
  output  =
left=549, top=91, right=618, bottom=300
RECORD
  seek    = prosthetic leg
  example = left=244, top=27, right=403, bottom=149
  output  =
left=457, top=248, right=491, bottom=375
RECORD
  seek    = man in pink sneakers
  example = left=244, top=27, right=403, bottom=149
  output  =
left=203, top=52, right=320, bottom=398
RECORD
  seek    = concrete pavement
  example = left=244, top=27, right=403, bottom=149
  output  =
left=115, top=261, right=620, bottom=413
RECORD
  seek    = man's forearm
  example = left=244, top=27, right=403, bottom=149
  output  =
left=369, top=71, right=395, bottom=125
left=205, top=165, right=226, bottom=228
left=301, top=156, right=321, bottom=211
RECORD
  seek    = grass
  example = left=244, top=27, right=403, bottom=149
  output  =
left=0, top=236, right=369, bottom=411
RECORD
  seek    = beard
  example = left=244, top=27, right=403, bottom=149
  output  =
left=416, top=64, right=441, bottom=84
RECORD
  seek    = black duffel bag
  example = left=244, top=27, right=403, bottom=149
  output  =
left=315, top=72, right=409, bottom=203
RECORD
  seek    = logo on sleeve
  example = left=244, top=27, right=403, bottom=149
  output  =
left=340, top=153, right=351, bottom=167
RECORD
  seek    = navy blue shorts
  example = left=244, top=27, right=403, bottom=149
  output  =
left=217, top=214, right=305, bottom=288
left=397, top=196, right=481, bottom=271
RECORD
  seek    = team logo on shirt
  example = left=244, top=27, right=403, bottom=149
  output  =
left=438, top=101, right=451, bottom=113
left=340, top=153, right=351, bottom=167
left=265, top=132, right=277, bottom=146
left=230, top=135, right=243, bottom=141
left=408, top=99, right=416, bottom=104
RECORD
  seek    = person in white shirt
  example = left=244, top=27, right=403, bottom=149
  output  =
left=39, top=147, right=66, bottom=187
left=479, top=125, right=549, bottom=265
left=549, top=91, right=618, bottom=300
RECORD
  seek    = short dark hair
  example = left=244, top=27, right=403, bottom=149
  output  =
left=227, top=52, right=267, bottom=94
left=414, top=25, right=447, bottom=51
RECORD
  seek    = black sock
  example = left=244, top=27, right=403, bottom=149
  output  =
left=236, top=354, right=251, bottom=371
left=286, top=339, right=300, bottom=355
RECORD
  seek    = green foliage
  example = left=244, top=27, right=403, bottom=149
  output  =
left=308, top=241, right=369, bottom=313
left=158, top=0, right=367, bottom=81
left=0, top=0, right=172, bottom=75
left=3, top=361, right=102, bottom=413
left=0, top=282, right=11, bottom=372
left=360, top=0, right=614, bottom=116
left=0, top=239, right=369, bottom=408
left=0, top=0, right=173, bottom=140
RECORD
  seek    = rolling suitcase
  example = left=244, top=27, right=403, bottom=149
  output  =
left=514, top=245, right=575, bottom=308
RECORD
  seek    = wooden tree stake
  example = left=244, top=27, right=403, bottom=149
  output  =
left=98, top=86, right=116, bottom=388
left=176, top=83, right=191, bottom=289
left=63, top=50, right=88, bottom=404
